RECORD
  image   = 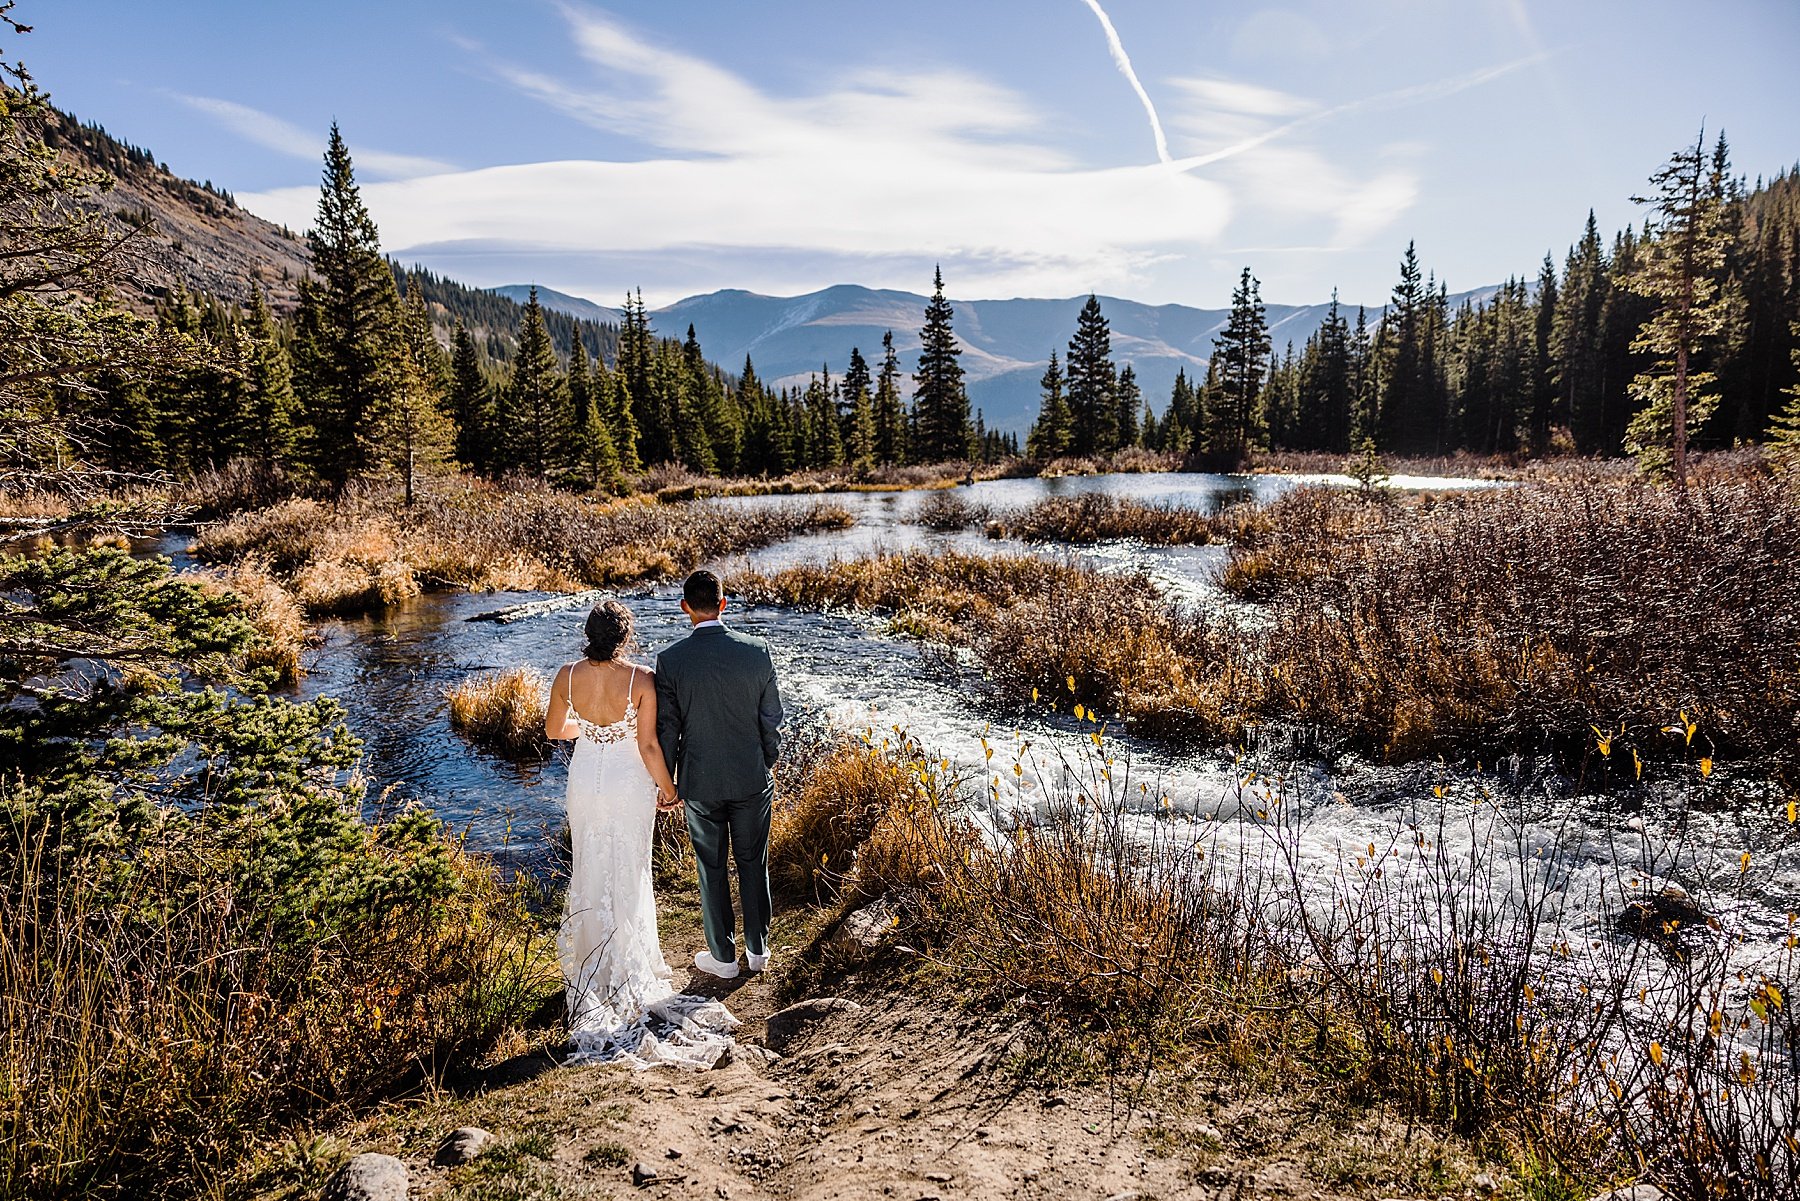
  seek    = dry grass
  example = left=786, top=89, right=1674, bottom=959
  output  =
left=447, top=668, right=551, bottom=759
left=996, top=492, right=1247, bottom=545
left=191, top=482, right=855, bottom=617
left=1213, top=477, right=1800, bottom=762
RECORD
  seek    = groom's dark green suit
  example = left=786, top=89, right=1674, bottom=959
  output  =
left=655, top=622, right=783, bottom=964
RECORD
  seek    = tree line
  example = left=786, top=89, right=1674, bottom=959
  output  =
left=1033, top=131, right=1800, bottom=482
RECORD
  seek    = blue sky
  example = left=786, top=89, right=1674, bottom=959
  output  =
left=28, top=0, right=1800, bottom=309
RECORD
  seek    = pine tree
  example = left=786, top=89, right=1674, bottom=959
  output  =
left=1622, top=130, right=1736, bottom=488
left=498, top=288, right=568, bottom=478
left=1201, top=267, right=1271, bottom=464
left=241, top=289, right=300, bottom=473
left=1377, top=241, right=1430, bottom=453
left=911, top=268, right=972, bottom=463
left=602, top=353, right=642, bottom=475
left=1065, top=294, right=1117, bottom=455
left=291, top=123, right=406, bottom=491
left=1529, top=251, right=1559, bottom=450
left=872, top=332, right=906, bottom=466
left=1115, top=364, right=1142, bottom=449
left=364, top=292, right=455, bottom=506
left=1768, top=324, right=1800, bottom=467
left=1551, top=212, right=1610, bottom=453
left=617, top=290, right=658, bottom=466
left=1027, top=350, right=1072, bottom=459
left=567, top=333, right=593, bottom=442
left=681, top=323, right=732, bottom=474
left=803, top=367, right=843, bottom=469
left=1349, top=306, right=1377, bottom=447
left=447, top=322, right=495, bottom=474
left=841, top=347, right=876, bottom=469
left=578, top=388, right=622, bottom=492
left=1161, top=368, right=1196, bottom=454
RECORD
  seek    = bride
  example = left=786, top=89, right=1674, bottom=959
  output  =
left=544, top=598, right=738, bottom=1068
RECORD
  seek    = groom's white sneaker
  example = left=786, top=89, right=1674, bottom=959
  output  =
left=746, top=950, right=770, bottom=972
left=693, top=950, right=740, bottom=980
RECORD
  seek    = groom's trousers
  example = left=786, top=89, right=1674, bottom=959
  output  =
left=684, top=787, right=772, bottom=964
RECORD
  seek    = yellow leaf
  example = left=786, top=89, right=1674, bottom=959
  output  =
left=1066, top=675, right=1076, bottom=692
left=1632, top=748, right=1642, bottom=780
left=1788, top=799, right=1796, bottom=824
left=1090, top=731, right=1102, bottom=747
left=1649, top=1041, right=1664, bottom=1066
left=1433, top=785, right=1445, bottom=798
left=1741, top=851, right=1753, bottom=875
left=1700, top=757, right=1714, bottom=778
left=1031, top=687, right=1039, bottom=702
left=1432, top=968, right=1444, bottom=986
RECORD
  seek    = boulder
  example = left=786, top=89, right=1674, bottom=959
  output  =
left=765, top=997, right=863, bottom=1051
left=432, top=1127, right=496, bottom=1167
left=322, top=1153, right=408, bottom=1201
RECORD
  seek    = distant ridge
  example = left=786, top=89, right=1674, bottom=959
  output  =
left=497, top=282, right=1506, bottom=433
left=489, top=284, right=623, bottom=326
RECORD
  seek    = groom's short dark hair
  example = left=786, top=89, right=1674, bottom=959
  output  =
left=684, top=569, right=724, bottom=614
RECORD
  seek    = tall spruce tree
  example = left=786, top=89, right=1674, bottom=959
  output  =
left=1621, top=130, right=1735, bottom=488
left=499, top=288, right=568, bottom=478
left=1551, top=212, right=1610, bottom=453
left=1027, top=350, right=1072, bottom=459
left=447, top=322, right=495, bottom=474
left=911, top=267, right=972, bottom=462
left=872, top=332, right=906, bottom=465
left=364, top=285, right=455, bottom=505
left=1065, top=294, right=1117, bottom=456
left=616, top=290, right=657, bottom=465
left=841, top=346, right=876, bottom=469
left=1201, top=267, right=1271, bottom=464
left=1115, top=363, right=1142, bottom=449
left=1768, top=324, right=1800, bottom=467
left=1376, top=241, right=1429, bottom=453
left=241, top=290, right=300, bottom=473
left=291, top=123, right=406, bottom=491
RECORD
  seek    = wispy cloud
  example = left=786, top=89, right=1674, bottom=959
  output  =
left=239, top=5, right=1230, bottom=302
left=169, top=93, right=453, bottom=180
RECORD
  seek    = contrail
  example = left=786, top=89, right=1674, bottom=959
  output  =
left=1077, top=0, right=1171, bottom=165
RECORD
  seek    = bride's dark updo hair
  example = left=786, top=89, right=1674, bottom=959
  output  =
left=583, top=599, right=635, bottom=662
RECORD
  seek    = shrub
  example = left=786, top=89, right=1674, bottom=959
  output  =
left=447, top=668, right=551, bottom=759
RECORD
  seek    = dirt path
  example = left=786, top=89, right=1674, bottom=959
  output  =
left=289, top=897, right=1500, bottom=1201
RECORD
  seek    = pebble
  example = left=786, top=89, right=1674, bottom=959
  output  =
left=631, top=1161, right=660, bottom=1187
left=432, top=1127, right=496, bottom=1167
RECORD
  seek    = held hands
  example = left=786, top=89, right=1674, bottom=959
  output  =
left=654, top=786, right=685, bottom=813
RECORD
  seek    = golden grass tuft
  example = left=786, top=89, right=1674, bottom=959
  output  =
left=768, top=737, right=928, bottom=902
left=207, top=557, right=310, bottom=682
left=446, top=668, right=551, bottom=758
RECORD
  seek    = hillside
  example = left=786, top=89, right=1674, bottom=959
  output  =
left=50, top=104, right=622, bottom=365
left=522, top=282, right=1504, bottom=433
left=44, top=105, right=311, bottom=313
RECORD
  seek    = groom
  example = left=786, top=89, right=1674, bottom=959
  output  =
left=655, top=569, right=784, bottom=980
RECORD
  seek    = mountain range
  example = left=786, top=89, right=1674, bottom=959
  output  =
left=500, top=282, right=1506, bottom=433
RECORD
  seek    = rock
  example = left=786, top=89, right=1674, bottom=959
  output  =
left=631, top=1161, right=661, bottom=1187
left=925, top=1171, right=954, bottom=1183
left=322, top=1153, right=408, bottom=1201
left=836, top=898, right=897, bottom=950
left=432, top=1127, right=496, bottom=1167
left=1106, top=1192, right=1144, bottom=1201
left=765, top=997, right=864, bottom=1051
left=1617, top=886, right=1713, bottom=955
left=1588, top=1188, right=1671, bottom=1201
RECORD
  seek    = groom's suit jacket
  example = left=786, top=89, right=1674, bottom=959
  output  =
left=655, top=624, right=783, bottom=804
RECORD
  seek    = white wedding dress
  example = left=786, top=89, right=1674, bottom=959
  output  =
left=558, top=663, right=738, bottom=1069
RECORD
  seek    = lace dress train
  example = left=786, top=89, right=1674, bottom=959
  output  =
left=558, top=666, right=737, bottom=1069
